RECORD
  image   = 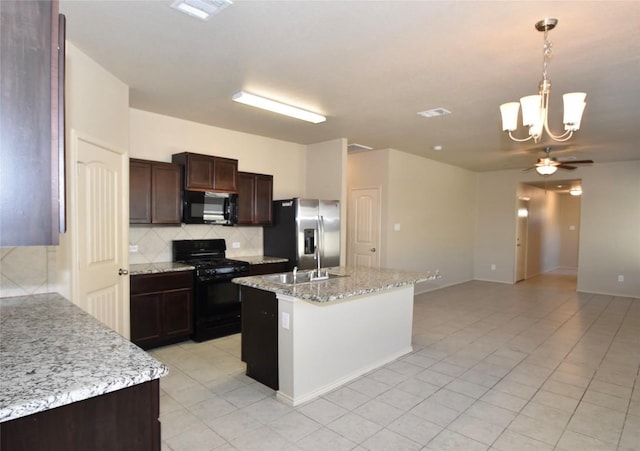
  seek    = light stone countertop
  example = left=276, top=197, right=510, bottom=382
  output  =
left=129, top=262, right=195, bottom=276
left=233, top=255, right=288, bottom=265
left=0, top=293, right=168, bottom=423
left=232, top=265, right=439, bottom=303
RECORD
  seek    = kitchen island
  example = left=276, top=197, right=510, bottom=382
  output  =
left=233, top=266, right=437, bottom=406
left=0, top=293, right=168, bottom=450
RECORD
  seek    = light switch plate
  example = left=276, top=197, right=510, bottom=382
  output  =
left=232, top=242, right=241, bottom=248
left=129, top=244, right=139, bottom=253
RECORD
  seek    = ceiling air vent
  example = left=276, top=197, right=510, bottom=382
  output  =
left=417, top=108, right=452, bottom=118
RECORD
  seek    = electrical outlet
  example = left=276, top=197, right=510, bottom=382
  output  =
left=232, top=242, right=241, bottom=249
left=491, top=264, right=496, bottom=271
left=282, top=312, right=290, bottom=330
left=618, top=275, right=624, bottom=282
left=394, top=223, right=401, bottom=232
left=129, top=244, right=139, bottom=253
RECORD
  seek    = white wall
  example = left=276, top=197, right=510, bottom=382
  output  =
left=347, top=149, right=476, bottom=293
left=558, top=194, right=581, bottom=268
left=306, top=139, right=348, bottom=265
left=578, top=161, right=640, bottom=296
left=476, top=161, right=640, bottom=298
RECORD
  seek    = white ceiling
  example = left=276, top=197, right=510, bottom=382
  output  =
left=59, top=1, right=640, bottom=172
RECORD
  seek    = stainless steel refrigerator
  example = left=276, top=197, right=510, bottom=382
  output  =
left=263, top=198, right=340, bottom=271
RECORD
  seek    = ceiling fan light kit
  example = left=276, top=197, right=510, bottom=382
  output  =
left=500, top=18, right=587, bottom=143
left=525, top=146, right=594, bottom=175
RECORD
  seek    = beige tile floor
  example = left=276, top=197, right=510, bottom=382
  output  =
left=151, top=271, right=640, bottom=450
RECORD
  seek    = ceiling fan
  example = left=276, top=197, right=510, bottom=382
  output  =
left=523, top=146, right=594, bottom=175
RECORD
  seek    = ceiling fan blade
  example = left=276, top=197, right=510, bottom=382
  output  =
left=557, top=164, right=577, bottom=171
left=568, top=160, right=594, bottom=165
left=522, top=166, right=536, bottom=172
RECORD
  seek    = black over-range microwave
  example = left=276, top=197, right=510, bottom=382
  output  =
left=183, top=191, right=238, bottom=225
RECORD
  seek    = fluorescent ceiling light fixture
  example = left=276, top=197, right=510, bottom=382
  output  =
left=232, top=91, right=326, bottom=124
left=170, top=0, right=232, bottom=21
left=347, top=143, right=373, bottom=152
left=417, top=108, right=451, bottom=118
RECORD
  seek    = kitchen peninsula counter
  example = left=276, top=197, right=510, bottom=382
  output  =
left=0, top=293, right=168, bottom=450
left=232, top=265, right=435, bottom=303
left=233, top=266, right=438, bottom=406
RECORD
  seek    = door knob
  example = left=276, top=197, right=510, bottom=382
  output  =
left=118, top=268, right=129, bottom=276
left=370, top=248, right=376, bottom=252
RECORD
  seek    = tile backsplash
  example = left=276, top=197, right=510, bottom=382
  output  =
left=129, top=224, right=263, bottom=264
left=0, top=225, right=263, bottom=298
left=0, top=246, right=58, bottom=298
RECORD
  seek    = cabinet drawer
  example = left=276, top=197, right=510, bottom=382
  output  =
left=131, top=271, right=193, bottom=294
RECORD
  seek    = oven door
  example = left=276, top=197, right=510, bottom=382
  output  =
left=193, top=274, right=242, bottom=341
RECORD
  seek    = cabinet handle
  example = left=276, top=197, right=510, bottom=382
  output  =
left=119, top=268, right=129, bottom=276
left=370, top=248, right=376, bottom=252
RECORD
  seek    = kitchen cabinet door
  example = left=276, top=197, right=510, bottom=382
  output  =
left=254, top=174, right=273, bottom=225
left=172, top=152, right=238, bottom=193
left=213, top=157, right=238, bottom=192
left=236, top=172, right=273, bottom=225
left=130, top=293, right=163, bottom=346
left=130, top=160, right=152, bottom=223
left=162, top=288, right=193, bottom=339
left=183, top=153, right=215, bottom=191
left=237, top=172, right=256, bottom=224
left=241, top=286, right=278, bottom=390
left=129, top=159, right=181, bottom=225
left=150, top=162, right=181, bottom=224
left=130, top=271, right=194, bottom=349
left=249, top=262, right=288, bottom=276
left=0, top=0, right=64, bottom=245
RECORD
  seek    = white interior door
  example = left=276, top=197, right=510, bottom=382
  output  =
left=348, top=187, right=381, bottom=268
left=73, top=131, right=129, bottom=337
left=515, top=198, right=529, bottom=282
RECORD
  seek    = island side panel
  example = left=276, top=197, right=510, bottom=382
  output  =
left=277, top=285, right=414, bottom=405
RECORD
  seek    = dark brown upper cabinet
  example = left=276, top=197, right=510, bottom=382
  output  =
left=237, top=172, right=273, bottom=226
left=0, top=0, right=66, bottom=246
left=171, top=152, right=238, bottom=193
left=129, top=159, right=181, bottom=225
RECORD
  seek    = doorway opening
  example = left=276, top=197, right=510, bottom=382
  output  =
left=515, top=179, right=582, bottom=290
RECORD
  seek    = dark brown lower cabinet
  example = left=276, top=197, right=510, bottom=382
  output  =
left=0, top=379, right=160, bottom=451
left=241, top=286, right=278, bottom=390
left=249, top=261, right=288, bottom=276
left=130, top=271, right=194, bottom=350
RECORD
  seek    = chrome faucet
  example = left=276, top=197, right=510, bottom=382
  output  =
left=292, top=266, right=298, bottom=282
left=315, top=244, right=321, bottom=277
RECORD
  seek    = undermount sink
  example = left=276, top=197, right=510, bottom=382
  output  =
left=262, top=270, right=347, bottom=285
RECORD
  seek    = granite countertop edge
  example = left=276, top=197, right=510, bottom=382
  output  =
left=129, top=256, right=287, bottom=275
left=0, top=293, right=168, bottom=423
left=232, top=266, right=438, bottom=303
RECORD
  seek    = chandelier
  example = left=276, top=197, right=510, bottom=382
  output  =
left=500, top=18, right=586, bottom=143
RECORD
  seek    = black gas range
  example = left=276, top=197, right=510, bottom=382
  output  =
left=173, top=239, right=250, bottom=342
